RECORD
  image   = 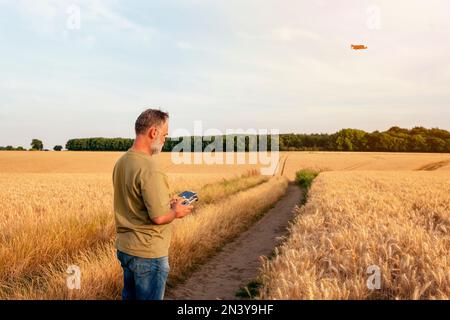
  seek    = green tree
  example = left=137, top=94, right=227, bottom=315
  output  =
left=427, top=137, right=446, bottom=152
left=53, top=145, right=63, bottom=151
left=31, top=139, right=44, bottom=151
left=408, top=134, right=427, bottom=152
left=332, top=129, right=368, bottom=151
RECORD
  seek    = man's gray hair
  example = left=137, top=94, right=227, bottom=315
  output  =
left=135, top=108, right=169, bottom=135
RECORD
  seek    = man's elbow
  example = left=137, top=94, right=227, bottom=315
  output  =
left=149, top=209, right=175, bottom=225
left=151, top=216, right=166, bottom=225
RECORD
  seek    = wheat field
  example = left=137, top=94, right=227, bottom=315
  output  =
left=280, top=152, right=450, bottom=179
left=0, top=162, right=287, bottom=299
left=0, top=170, right=268, bottom=284
left=259, top=171, right=450, bottom=300
left=1, top=151, right=449, bottom=176
left=0, top=150, right=449, bottom=299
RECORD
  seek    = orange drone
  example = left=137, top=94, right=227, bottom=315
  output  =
left=351, top=44, right=368, bottom=50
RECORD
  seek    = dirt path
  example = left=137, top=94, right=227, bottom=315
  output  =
left=166, top=182, right=302, bottom=300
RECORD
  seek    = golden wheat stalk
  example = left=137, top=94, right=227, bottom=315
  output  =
left=0, top=171, right=265, bottom=291
left=259, top=171, right=450, bottom=300
left=1, top=174, right=287, bottom=299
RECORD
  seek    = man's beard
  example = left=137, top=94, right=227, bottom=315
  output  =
left=150, top=141, right=163, bottom=155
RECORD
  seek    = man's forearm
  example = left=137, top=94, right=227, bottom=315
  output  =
left=151, top=209, right=177, bottom=225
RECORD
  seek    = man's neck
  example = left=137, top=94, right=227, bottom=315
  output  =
left=130, top=139, right=152, bottom=156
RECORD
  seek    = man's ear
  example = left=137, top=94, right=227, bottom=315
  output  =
left=148, top=127, right=158, bottom=140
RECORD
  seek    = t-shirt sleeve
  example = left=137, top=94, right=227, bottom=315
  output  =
left=140, top=167, right=171, bottom=219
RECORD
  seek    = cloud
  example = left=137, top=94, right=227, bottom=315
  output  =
left=272, top=27, right=320, bottom=41
left=1, top=0, right=449, bottom=149
left=237, top=27, right=320, bottom=42
left=87, top=0, right=156, bottom=43
left=176, top=41, right=193, bottom=50
left=3, top=0, right=156, bottom=42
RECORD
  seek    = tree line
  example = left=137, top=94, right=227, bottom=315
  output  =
left=61, top=126, right=450, bottom=153
left=2, top=127, right=448, bottom=152
left=0, top=139, right=63, bottom=151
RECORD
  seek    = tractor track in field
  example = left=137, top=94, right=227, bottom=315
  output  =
left=165, top=182, right=302, bottom=300
left=416, top=159, right=450, bottom=171
left=280, top=155, right=289, bottom=176
left=272, top=154, right=289, bottom=177
left=342, top=161, right=371, bottom=170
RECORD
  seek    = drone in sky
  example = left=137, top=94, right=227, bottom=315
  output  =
left=351, top=44, right=368, bottom=50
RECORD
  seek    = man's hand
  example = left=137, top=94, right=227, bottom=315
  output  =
left=171, top=196, right=194, bottom=219
left=152, top=196, right=194, bottom=225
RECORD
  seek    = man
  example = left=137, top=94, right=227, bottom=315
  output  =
left=113, top=108, right=193, bottom=300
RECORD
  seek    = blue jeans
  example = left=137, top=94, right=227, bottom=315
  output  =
left=116, top=250, right=170, bottom=300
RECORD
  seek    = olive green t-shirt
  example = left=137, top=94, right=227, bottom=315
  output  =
left=112, top=149, right=172, bottom=258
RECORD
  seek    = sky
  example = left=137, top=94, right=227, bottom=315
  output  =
left=1, top=0, right=449, bottom=149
